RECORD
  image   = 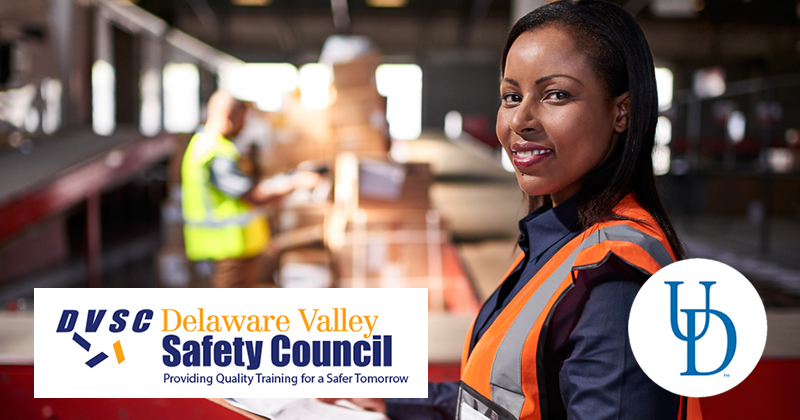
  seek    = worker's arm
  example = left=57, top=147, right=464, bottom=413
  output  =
left=208, top=157, right=320, bottom=205
left=245, top=171, right=320, bottom=204
left=558, top=279, right=680, bottom=420
left=208, top=156, right=253, bottom=198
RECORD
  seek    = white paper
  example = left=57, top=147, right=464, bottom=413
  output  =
left=227, top=398, right=388, bottom=420
left=459, top=401, right=491, bottom=420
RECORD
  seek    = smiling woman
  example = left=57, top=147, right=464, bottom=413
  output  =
left=497, top=26, right=629, bottom=206
left=454, top=1, right=702, bottom=419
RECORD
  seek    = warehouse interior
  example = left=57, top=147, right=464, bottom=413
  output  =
left=1, top=0, right=799, bottom=418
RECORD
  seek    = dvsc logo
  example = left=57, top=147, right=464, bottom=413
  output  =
left=629, top=259, right=767, bottom=397
left=56, top=309, right=153, bottom=368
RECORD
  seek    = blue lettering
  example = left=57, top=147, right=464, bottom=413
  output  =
left=373, top=335, right=381, bottom=366
left=354, top=341, right=370, bottom=367
left=384, top=335, right=392, bottom=366
left=56, top=310, right=78, bottom=332
left=272, top=335, right=290, bottom=367
left=133, top=309, right=153, bottom=332
left=162, top=335, right=181, bottom=367
left=312, top=341, right=331, bottom=367
left=183, top=340, right=201, bottom=367
left=110, top=309, right=129, bottom=332
left=214, top=340, right=232, bottom=367
left=85, top=310, right=106, bottom=332
left=333, top=341, right=351, bottom=367
left=293, top=340, right=310, bottom=367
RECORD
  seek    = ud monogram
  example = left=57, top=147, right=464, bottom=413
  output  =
left=630, top=259, right=766, bottom=397
left=666, top=281, right=737, bottom=376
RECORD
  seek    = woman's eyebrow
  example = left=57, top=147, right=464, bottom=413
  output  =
left=502, top=78, right=519, bottom=87
left=535, top=74, right=584, bottom=86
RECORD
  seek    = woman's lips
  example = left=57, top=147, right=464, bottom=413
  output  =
left=512, top=148, right=553, bottom=169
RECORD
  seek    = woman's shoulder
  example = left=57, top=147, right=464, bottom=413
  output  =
left=572, top=195, right=675, bottom=277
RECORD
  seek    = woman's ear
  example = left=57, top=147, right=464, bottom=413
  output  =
left=613, top=92, right=631, bottom=133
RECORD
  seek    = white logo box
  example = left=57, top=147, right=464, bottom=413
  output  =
left=629, top=259, right=767, bottom=397
left=34, top=288, right=428, bottom=398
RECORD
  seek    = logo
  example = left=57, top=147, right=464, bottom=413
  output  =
left=667, top=281, right=736, bottom=376
left=34, top=288, right=428, bottom=398
left=55, top=309, right=152, bottom=367
left=629, top=259, right=767, bottom=397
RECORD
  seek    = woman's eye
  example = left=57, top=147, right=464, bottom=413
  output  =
left=544, top=91, right=570, bottom=101
left=502, top=93, right=522, bottom=104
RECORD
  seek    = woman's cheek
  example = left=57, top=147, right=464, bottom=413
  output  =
left=496, top=111, right=513, bottom=147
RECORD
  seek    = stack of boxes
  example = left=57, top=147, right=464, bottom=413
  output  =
left=330, top=53, right=390, bottom=159
left=271, top=52, right=389, bottom=287
left=266, top=52, right=448, bottom=300
left=157, top=51, right=472, bottom=311
left=264, top=94, right=332, bottom=177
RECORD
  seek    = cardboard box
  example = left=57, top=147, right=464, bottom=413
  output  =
left=270, top=224, right=326, bottom=252
left=331, top=86, right=387, bottom=128
left=359, top=162, right=432, bottom=210
left=358, top=160, right=406, bottom=201
left=332, top=53, right=382, bottom=89
left=267, top=137, right=332, bottom=175
left=335, top=208, right=429, bottom=285
left=332, top=124, right=390, bottom=157
left=330, top=95, right=387, bottom=128
left=278, top=204, right=330, bottom=233
left=334, top=85, right=383, bottom=104
left=282, top=95, right=332, bottom=144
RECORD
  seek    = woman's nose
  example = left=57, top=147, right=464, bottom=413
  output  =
left=509, top=100, right=538, bottom=135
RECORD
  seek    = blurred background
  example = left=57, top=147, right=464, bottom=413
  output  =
left=0, top=0, right=799, bottom=418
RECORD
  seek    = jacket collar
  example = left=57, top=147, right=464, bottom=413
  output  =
left=518, top=195, right=582, bottom=261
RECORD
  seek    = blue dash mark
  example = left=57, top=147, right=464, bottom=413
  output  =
left=86, top=352, right=108, bottom=368
left=73, top=333, right=91, bottom=351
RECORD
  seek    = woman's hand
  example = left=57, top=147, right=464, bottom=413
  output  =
left=316, top=398, right=387, bottom=414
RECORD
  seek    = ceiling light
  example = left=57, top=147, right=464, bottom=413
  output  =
left=231, top=0, right=272, bottom=6
left=366, top=0, right=408, bottom=8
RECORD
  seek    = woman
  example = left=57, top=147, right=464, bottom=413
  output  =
left=327, top=1, right=702, bottom=419
left=452, top=1, right=703, bottom=417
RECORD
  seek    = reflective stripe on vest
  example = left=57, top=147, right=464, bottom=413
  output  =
left=488, top=224, right=673, bottom=417
left=183, top=210, right=260, bottom=228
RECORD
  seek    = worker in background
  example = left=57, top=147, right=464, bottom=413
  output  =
left=181, top=90, right=318, bottom=287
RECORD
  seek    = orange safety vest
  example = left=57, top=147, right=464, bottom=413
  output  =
left=458, top=195, right=703, bottom=420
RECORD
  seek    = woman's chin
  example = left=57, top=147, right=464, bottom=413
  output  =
left=515, top=175, right=553, bottom=198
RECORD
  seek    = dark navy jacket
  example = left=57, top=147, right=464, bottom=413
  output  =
left=385, top=198, right=678, bottom=420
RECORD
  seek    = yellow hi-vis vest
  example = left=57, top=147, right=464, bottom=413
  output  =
left=181, top=132, right=269, bottom=261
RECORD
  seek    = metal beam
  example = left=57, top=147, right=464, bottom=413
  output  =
left=330, top=0, right=351, bottom=33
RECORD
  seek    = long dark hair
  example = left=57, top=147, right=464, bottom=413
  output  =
left=502, top=0, right=686, bottom=259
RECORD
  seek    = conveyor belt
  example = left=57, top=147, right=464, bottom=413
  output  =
left=0, top=129, right=175, bottom=242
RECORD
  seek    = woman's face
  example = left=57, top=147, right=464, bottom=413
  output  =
left=497, top=25, right=629, bottom=206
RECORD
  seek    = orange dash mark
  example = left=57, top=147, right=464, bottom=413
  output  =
left=113, top=340, right=125, bottom=364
